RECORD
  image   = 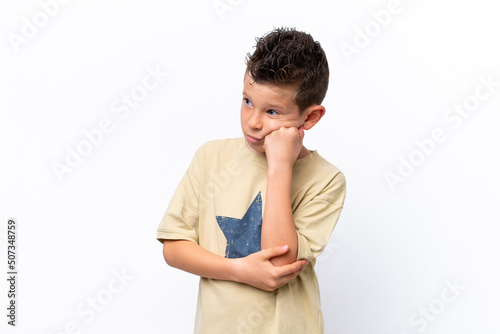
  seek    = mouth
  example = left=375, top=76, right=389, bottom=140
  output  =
left=246, top=134, right=263, bottom=144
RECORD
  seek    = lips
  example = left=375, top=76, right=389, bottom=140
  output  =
left=246, top=134, right=262, bottom=144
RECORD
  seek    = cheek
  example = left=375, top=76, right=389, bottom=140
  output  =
left=240, top=108, right=247, bottom=123
left=267, top=119, right=300, bottom=131
left=266, top=119, right=284, bottom=131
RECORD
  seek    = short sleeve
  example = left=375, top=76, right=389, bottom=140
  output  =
left=156, top=145, right=204, bottom=244
left=295, top=171, right=346, bottom=261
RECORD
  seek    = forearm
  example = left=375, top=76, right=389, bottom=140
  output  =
left=163, top=240, right=308, bottom=291
left=261, top=166, right=298, bottom=266
left=162, top=239, right=238, bottom=282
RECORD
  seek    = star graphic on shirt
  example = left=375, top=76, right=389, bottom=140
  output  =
left=216, top=191, right=263, bottom=259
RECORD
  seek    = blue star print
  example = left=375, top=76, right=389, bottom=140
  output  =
left=216, top=192, right=263, bottom=258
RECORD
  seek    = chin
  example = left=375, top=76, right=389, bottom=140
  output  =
left=244, top=138, right=265, bottom=155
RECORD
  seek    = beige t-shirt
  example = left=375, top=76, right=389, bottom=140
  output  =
left=157, top=137, right=346, bottom=334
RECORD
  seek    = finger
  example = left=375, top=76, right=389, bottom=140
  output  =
left=281, top=267, right=303, bottom=282
left=259, top=245, right=289, bottom=260
left=274, top=259, right=308, bottom=277
left=276, top=263, right=307, bottom=286
left=298, top=124, right=305, bottom=143
left=262, top=130, right=277, bottom=150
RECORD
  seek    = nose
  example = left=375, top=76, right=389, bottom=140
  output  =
left=248, top=111, right=263, bottom=130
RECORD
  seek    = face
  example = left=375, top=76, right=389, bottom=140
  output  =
left=240, top=74, right=308, bottom=156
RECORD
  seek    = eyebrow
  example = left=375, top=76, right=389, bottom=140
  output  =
left=268, top=103, right=285, bottom=110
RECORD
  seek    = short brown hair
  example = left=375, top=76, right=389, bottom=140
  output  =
left=245, top=27, right=329, bottom=112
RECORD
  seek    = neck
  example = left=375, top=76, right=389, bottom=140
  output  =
left=297, top=145, right=311, bottom=159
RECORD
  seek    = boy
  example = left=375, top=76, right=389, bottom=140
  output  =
left=157, top=27, right=346, bottom=333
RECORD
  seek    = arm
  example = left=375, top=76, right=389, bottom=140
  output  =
left=162, top=239, right=308, bottom=292
left=261, top=126, right=305, bottom=266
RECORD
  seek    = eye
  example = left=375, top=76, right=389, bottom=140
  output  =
left=243, top=98, right=253, bottom=107
left=267, top=109, right=279, bottom=116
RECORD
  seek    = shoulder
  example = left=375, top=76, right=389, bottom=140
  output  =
left=196, top=137, right=239, bottom=154
left=188, top=137, right=240, bottom=172
left=314, top=153, right=346, bottom=190
left=191, top=137, right=240, bottom=162
left=294, top=152, right=346, bottom=202
left=297, top=151, right=344, bottom=180
left=318, top=154, right=345, bottom=185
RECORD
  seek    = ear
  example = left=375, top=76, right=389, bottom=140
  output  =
left=302, top=105, right=325, bottom=130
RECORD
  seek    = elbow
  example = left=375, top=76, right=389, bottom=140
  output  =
left=269, top=252, right=297, bottom=266
left=162, top=240, right=178, bottom=268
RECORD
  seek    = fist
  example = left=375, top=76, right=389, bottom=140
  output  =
left=263, top=126, right=305, bottom=168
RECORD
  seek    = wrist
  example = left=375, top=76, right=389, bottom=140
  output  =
left=267, top=163, right=293, bottom=175
left=228, top=258, right=243, bottom=283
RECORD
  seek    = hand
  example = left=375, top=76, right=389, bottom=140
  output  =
left=263, top=125, right=305, bottom=169
left=233, top=245, right=309, bottom=291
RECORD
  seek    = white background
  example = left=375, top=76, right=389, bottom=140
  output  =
left=1, top=0, right=499, bottom=333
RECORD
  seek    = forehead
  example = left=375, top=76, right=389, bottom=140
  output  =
left=243, top=74, right=298, bottom=110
